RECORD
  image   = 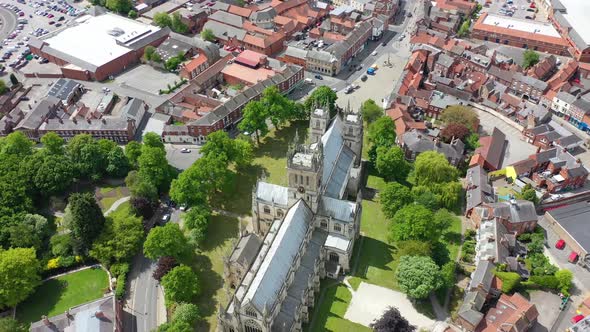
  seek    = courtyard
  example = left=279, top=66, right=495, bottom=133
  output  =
left=16, top=268, right=109, bottom=325
left=116, top=64, right=181, bottom=95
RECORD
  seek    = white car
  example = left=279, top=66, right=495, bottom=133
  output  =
left=371, top=50, right=378, bottom=56
left=180, top=148, right=191, bottom=153
left=161, top=214, right=170, bottom=223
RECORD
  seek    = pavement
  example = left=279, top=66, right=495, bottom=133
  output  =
left=474, top=108, right=538, bottom=167
left=344, top=282, right=436, bottom=330
left=116, top=65, right=181, bottom=95
left=104, top=196, right=130, bottom=216
left=165, top=143, right=202, bottom=170
left=529, top=291, right=562, bottom=332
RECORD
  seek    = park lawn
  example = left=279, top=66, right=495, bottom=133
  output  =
left=443, top=214, right=463, bottom=264
left=353, top=199, right=398, bottom=290
left=109, top=201, right=131, bottom=218
left=367, top=175, right=387, bottom=192
left=17, top=268, right=109, bottom=324
left=309, top=283, right=371, bottom=332
left=100, top=196, right=119, bottom=212
left=193, top=214, right=239, bottom=332
left=211, top=121, right=308, bottom=216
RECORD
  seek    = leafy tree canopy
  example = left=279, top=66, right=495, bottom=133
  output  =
left=360, top=99, right=383, bottom=124
left=523, top=50, right=540, bottom=69
left=440, top=105, right=479, bottom=132
left=375, top=146, right=410, bottom=182
left=396, top=255, right=443, bottom=299
left=144, top=223, right=188, bottom=260
left=380, top=182, right=413, bottom=219
left=304, top=86, right=337, bottom=116
left=371, top=306, right=416, bottom=332
left=0, top=247, right=41, bottom=308
left=63, top=192, right=105, bottom=254
left=161, top=265, right=200, bottom=304
left=413, top=151, right=459, bottom=185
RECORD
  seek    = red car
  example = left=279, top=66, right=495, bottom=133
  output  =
left=530, top=2, right=536, bottom=8
left=555, top=239, right=566, bottom=249
left=48, top=13, right=54, bottom=18
left=572, top=315, right=584, bottom=323
left=18, top=11, right=24, bottom=16
left=569, top=251, right=579, bottom=263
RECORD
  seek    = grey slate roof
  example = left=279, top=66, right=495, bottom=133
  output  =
left=514, top=73, right=548, bottom=91
left=318, top=196, right=357, bottom=223
left=403, top=130, right=465, bottom=161
left=250, top=7, right=276, bottom=22
left=470, top=260, right=495, bottom=292
left=486, top=127, right=507, bottom=170
left=16, top=96, right=61, bottom=130
left=284, top=46, right=308, bottom=60
left=256, top=182, right=289, bottom=206
left=547, top=202, right=590, bottom=253
left=209, top=10, right=244, bottom=27
left=466, top=165, right=494, bottom=212
left=458, top=291, right=485, bottom=327
left=202, top=20, right=246, bottom=41
left=230, top=233, right=262, bottom=265
left=488, top=66, right=515, bottom=83
left=556, top=91, right=577, bottom=104
left=486, top=200, right=537, bottom=224
left=320, top=116, right=354, bottom=199
left=243, top=200, right=313, bottom=312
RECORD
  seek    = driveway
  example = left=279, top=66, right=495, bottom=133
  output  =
left=474, top=109, right=537, bottom=167
left=529, top=291, right=562, bottom=332
left=344, top=282, right=435, bottom=330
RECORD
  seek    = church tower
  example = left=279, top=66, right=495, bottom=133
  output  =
left=286, top=141, right=323, bottom=213
left=309, top=105, right=330, bottom=144
left=342, top=102, right=363, bottom=167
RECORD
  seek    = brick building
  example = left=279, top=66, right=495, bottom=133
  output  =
left=28, top=13, right=169, bottom=81
left=472, top=13, right=569, bottom=56
left=471, top=200, right=537, bottom=235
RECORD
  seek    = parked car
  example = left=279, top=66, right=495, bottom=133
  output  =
left=555, top=239, right=566, bottom=250
left=381, top=41, right=387, bottom=46
left=180, top=148, right=191, bottom=153
left=360, top=74, right=368, bottom=82
left=371, top=50, right=377, bottom=56
left=314, top=74, right=323, bottom=80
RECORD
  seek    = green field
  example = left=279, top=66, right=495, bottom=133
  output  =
left=193, top=215, right=239, bottom=332
left=309, top=283, right=371, bottom=332
left=17, top=268, right=109, bottom=324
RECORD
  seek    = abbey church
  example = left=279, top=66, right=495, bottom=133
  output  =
left=218, top=105, right=365, bottom=332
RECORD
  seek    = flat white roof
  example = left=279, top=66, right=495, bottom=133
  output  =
left=325, top=234, right=350, bottom=251
left=44, top=13, right=161, bottom=67
left=483, top=14, right=561, bottom=38
left=557, top=0, right=590, bottom=44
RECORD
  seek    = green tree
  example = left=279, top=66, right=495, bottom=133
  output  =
left=144, top=223, right=188, bottom=260
left=360, top=99, right=383, bottom=123
left=126, top=170, right=159, bottom=201
left=9, top=73, right=18, bottom=86
left=0, top=80, right=7, bottom=95
left=183, top=206, right=210, bottom=247
left=304, top=86, right=337, bottom=116
left=396, top=255, right=443, bottom=299
left=33, top=155, right=74, bottom=195
left=169, top=154, right=228, bottom=206
left=172, top=302, right=200, bottom=324
left=412, top=187, right=439, bottom=211
left=106, top=146, right=130, bottom=178
left=555, top=269, right=573, bottom=296
left=41, top=132, right=65, bottom=155
left=153, top=12, right=172, bottom=28
left=440, top=261, right=456, bottom=289
left=396, top=240, right=432, bottom=258
left=440, top=123, right=470, bottom=142
left=238, top=100, right=268, bottom=144
left=457, top=19, right=471, bottom=37
left=137, top=146, right=173, bottom=192
left=390, top=204, right=442, bottom=243
left=128, top=9, right=137, bottom=18
left=90, top=213, right=144, bottom=267
left=143, top=132, right=165, bottom=150
left=8, top=214, right=48, bottom=251
left=368, top=116, right=396, bottom=148
left=50, top=233, right=73, bottom=257
left=380, top=182, right=413, bottom=219
left=0, top=317, right=27, bottom=332
left=63, top=192, right=105, bottom=254
left=105, top=0, right=131, bottom=13
left=165, top=55, right=183, bottom=71
left=200, top=28, right=216, bottom=42
left=375, top=146, right=410, bottom=182
left=171, top=12, right=188, bottom=33
left=522, top=49, right=540, bottom=69
left=125, top=141, right=142, bottom=168
left=0, top=131, right=33, bottom=157
left=440, top=105, right=479, bottom=131
left=66, top=134, right=104, bottom=179
left=144, top=46, right=156, bottom=61
left=494, top=271, right=521, bottom=293
left=0, top=247, right=41, bottom=308
left=261, top=86, right=295, bottom=129
left=413, top=151, right=459, bottom=185
left=465, top=133, right=480, bottom=150
left=161, top=265, right=200, bottom=304
left=518, top=184, right=538, bottom=205
left=435, top=181, right=462, bottom=210
left=432, top=209, right=456, bottom=234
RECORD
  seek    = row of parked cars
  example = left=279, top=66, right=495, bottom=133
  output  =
left=1, top=2, right=26, bottom=16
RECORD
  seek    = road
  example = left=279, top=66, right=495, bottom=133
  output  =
left=0, top=7, right=16, bottom=41
left=123, top=209, right=167, bottom=332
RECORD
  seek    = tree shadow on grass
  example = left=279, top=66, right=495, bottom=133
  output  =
left=255, top=120, right=308, bottom=159
left=442, top=231, right=462, bottom=245
left=16, top=279, right=67, bottom=325
left=353, top=236, right=395, bottom=280
left=210, top=165, right=264, bottom=216
left=192, top=254, right=220, bottom=332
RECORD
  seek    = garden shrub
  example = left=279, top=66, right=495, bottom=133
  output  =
left=494, top=271, right=521, bottom=293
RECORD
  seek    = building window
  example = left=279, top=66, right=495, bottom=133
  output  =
left=277, top=209, right=284, bottom=218
left=334, top=223, right=342, bottom=232
left=263, top=206, right=271, bottom=214
left=320, top=220, right=328, bottom=229
left=300, top=175, right=303, bottom=184
left=244, top=320, right=262, bottom=332
left=245, top=308, right=257, bottom=318
left=306, top=176, right=309, bottom=186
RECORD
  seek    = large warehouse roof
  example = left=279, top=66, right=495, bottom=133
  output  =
left=43, top=13, right=163, bottom=67
left=547, top=202, right=590, bottom=253
left=553, top=0, right=590, bottom=45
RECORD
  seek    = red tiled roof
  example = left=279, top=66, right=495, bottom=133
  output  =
left=183, top=53, right=208, bottom=72
left=228, top=5, right=252, bottom=17
left=473, top=13, right=569, bottom=46
left=235, top=49, right=266, bottom=67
